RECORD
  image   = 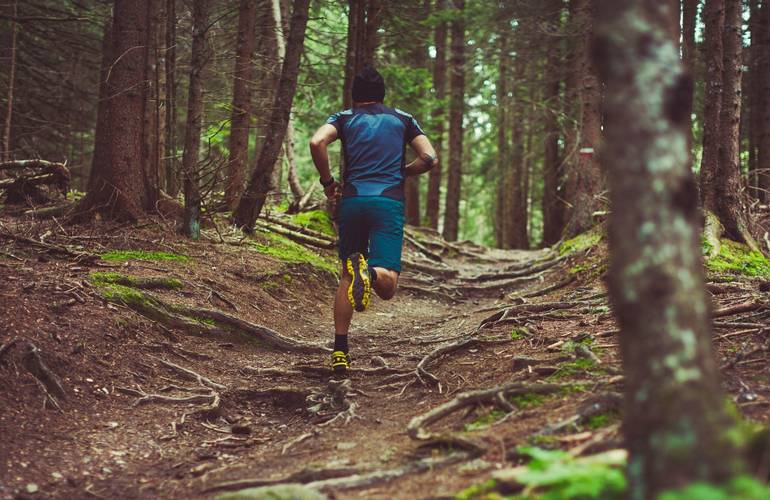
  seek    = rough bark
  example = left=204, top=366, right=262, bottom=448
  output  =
left=269, top=0, right=288, bottom=202
left=87, top=19, right=114, bottom=193
left=181, top=0, right=209, bottom=239
left=425, top=0, right=447, bottom=230
left=342, top=0, right=364, bottom=112
left=495, top=35, right=510, bottom=248
left=563, top=0, right=603, bottom=239
left=682, top=0, right=698, bottom=159
left=2, top=0, right=18, bottom=163
left=225, top=0, right=258, bottom=210
left=700, top=0, right=725, bottom=211
left=757, top=2, right=770, bottom=202
left=165, top=0, right=179, bottom=196
left=541, top=0, right=565, bottom=246
left=75, top=0, right=150, bottom=221
left=285, top=121, right=304, bottom=201
left=233, top=0, right=310, bottom=231
left=747, top=0, right=760, bottom=194
left=504, top=50, right=528, bottom=250
left=595, top=2, right=746, bottom=497
left=442, top=0, right=465, bottom=242
left=141, top=0, right=160, bottom=208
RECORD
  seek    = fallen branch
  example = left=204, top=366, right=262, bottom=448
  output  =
left=465, top=255, right=567, bottom=282
left=20, top=342, right=67, bottom=402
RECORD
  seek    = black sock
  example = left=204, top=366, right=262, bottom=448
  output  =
left=369, top=266, right=378, bottom=283
left=334, top=335, right=348, bottom=353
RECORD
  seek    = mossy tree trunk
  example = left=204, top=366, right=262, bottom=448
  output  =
left=595, top=1, right=745, bottom=498
left=181, top=0, right=209, bottom=239
left=700, top=0, right=760, bottom=251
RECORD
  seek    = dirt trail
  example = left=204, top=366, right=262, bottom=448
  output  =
left=1, top=219, right=768, bottom=499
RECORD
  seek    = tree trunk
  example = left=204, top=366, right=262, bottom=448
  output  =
left=747, top=0, right=760, bottom=195
left=2, top=0, right=18, bottom=164
left=342, top=0, right=364, bottom=112
left=425, top=0, right=447, bottom=230
left=496, top=35, right=510, bottom=248
left=75, top=0, right=150, bottom=221
left=442, top=0, right=465, bottom=242
left=285, top=121, right=304, bottom=201
left=595, top=2, right=745, bottom=497
left=141, top=0, right=160, bottom=208
left=563, top=0, right=602, bottom=239
left=233, top=0, right=311, bottom=231
left=716, top=0, right=756, bottom=247
left=225, top=0, right=258, bottom=210
left=757, top=3, right=770, bottom=202
left=682, top=0, right=698, bottom=160
left=269, top=0, right=288, bottom=202
left=700, top=0, right=724, bottom=212
left=87, top=19, right=114, bottom=193
left=165, top=0, right=179, bottom=196
left=505, top=50, right=528, bottom=250
left=154, top=2, right=167, bottom=196
left=541, top=0, right=565, bottom=246
left=181, top=0, right=209, bottom=239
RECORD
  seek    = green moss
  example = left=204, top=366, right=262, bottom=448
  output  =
left=511, top=392, right=546, bottom=409
left=585, top=412, right=620, bottom=430
left=95, top=283, right=160, bottom=309
left=528, top=434, right=559, bottom=447
left=101, top=250, right=189, bottom=263
left=704, top=239, right=770, bottom=277
left=548, top=359, right=606, bottom=380
left=510, top=328, right=529, bottom=340
left=454, top=479, right=499, bottom=500
left=252, top=230, right=338, bottom=275
left=559, top=228, right=602, bottom=256
left=465, top=410, right=506, bottom=431
left=290, top=210, right=336, bottom=237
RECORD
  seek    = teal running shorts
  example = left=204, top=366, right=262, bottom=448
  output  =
left=337, top=196, right=405, bottom=273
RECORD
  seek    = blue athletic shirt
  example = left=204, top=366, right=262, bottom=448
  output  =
left=326, top=103, right=425, bottom=201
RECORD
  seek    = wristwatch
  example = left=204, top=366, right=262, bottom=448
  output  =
left=320, top=176, right=335, bottom=188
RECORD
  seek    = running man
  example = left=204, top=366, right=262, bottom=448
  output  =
left=309, top=66, right=439, bottom=375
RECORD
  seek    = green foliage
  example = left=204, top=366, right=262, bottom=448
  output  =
left=290, top=210, right=336, bottom=237
left=659, top=476, right=770, bottom=500
left=506, top=447, right=627, bottom=499
left=558, top=229, right=603, bottom=256
left=252, top=230, right=338, bottom=276
left=585, top=412, right=618, bottom=430
left=100, top=250, right=189, bottom=263
left=704, top=239, right=770, bottom=277
left=465, top=410, right=506, bottom=431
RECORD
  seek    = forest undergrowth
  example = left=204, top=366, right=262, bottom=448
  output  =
left=1, top=210, right=769, bottom=499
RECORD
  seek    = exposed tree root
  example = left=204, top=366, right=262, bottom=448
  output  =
left=712, top=300, right=765, bottom=318
left=535, top=392, right=623, bottom=436
left=401, top=258, right=458, bottom=279
left=403, top=232, right=444, bottom=262
left=513, top=274, right=577, bottom=300
left=95, top=284, right=328, bottom=354
left=0, top=224, right=99, bottom=262
left=465, top=255, right=567, bottom=282
left=255, top=219, right=335, bottom=249
left=480, top=301, right=583, bottom=327
left=204, top=464, right=359, bottom=492
left=407, top=382, right=570, bottom=442
left=308, top=379, right=360, bottom=426
left=117, top=386, right=219, bottom=408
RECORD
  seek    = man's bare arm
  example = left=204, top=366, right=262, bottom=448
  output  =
left=309, top=124, right=339, bottom=182
left=404, top=135, right=439, bottom=177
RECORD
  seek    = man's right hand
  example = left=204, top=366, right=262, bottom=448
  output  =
left=324, top=181, right=341, bottom=202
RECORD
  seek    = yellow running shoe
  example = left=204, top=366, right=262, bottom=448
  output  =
left=346, top=252, right=371, bottom=312
left=330, top=350, right=351, bottom=375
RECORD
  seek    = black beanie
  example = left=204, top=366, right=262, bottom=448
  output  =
left=352, top=66, right=386, bottom=103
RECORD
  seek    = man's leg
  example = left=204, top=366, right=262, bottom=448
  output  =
left=371, top=267, right=398, bottom=300
left=334, top=267, right=353, bottom=336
